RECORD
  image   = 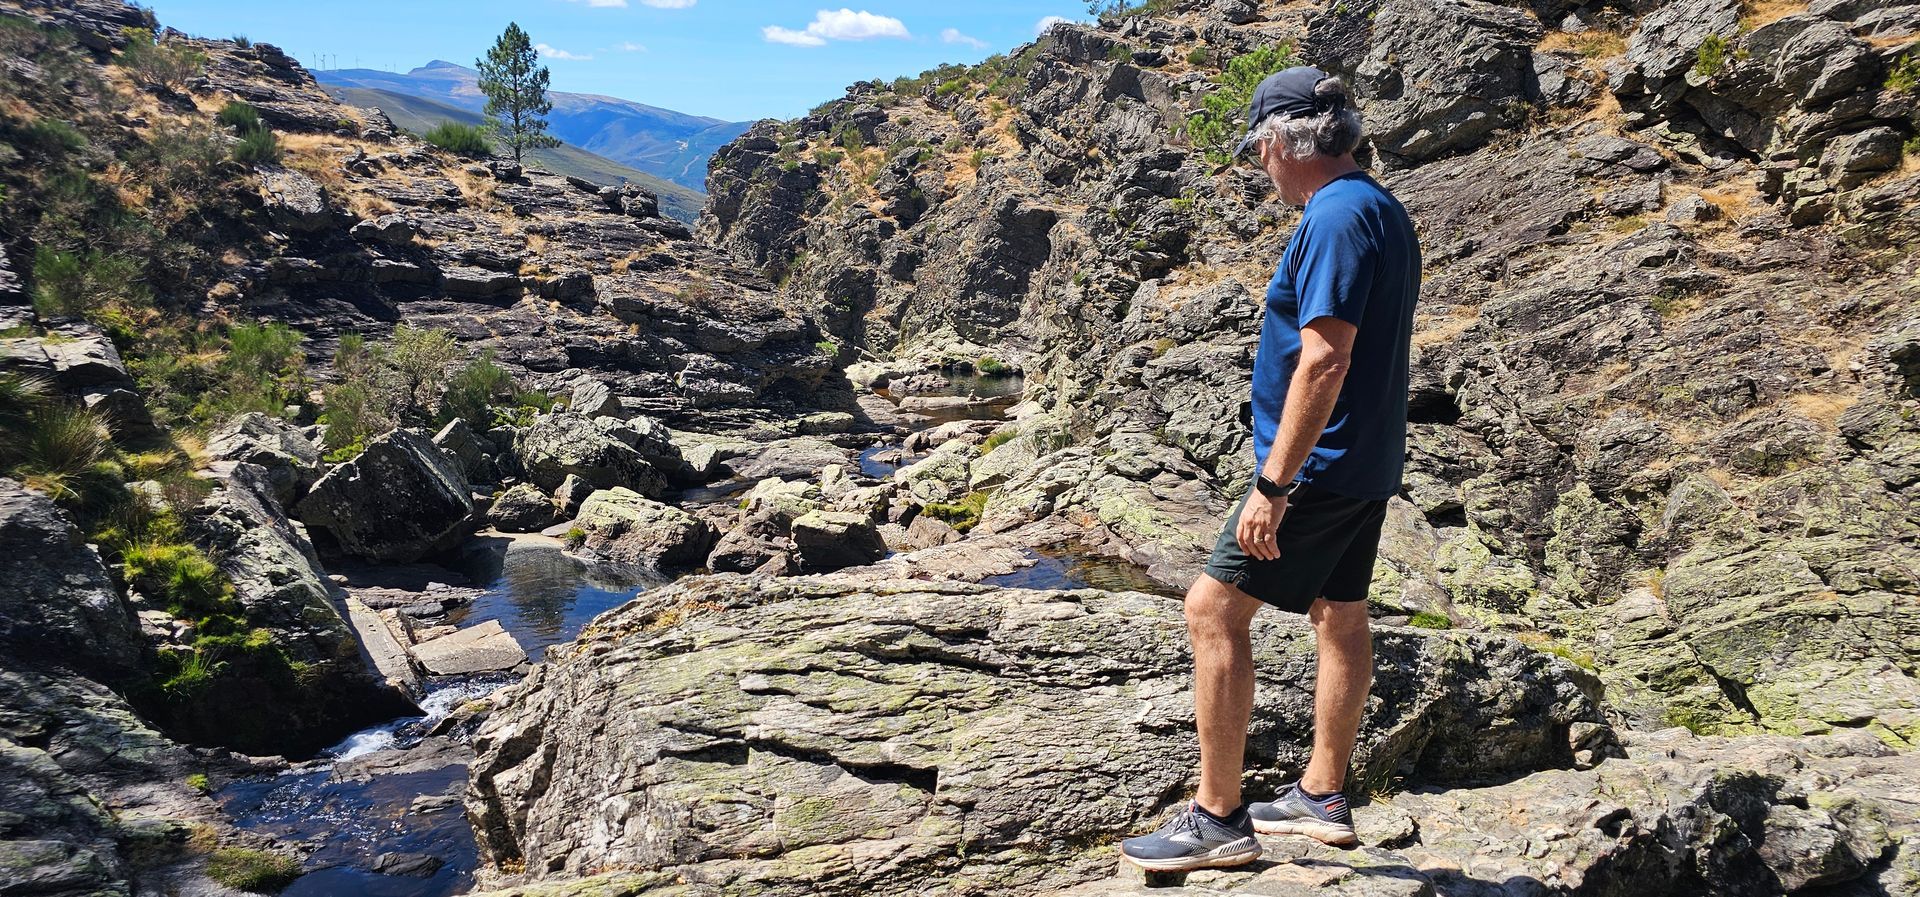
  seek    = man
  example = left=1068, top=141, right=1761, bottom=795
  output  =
left=1119, top=65, right=1421, bottom=872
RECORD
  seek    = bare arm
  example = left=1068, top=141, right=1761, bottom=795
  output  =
left=1236, top=317, right=1357, bottom=561
left=1260, top=318, right=1356, bottom=487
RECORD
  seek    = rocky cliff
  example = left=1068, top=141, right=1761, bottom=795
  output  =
left=701, top=0, right=1920, bottom=747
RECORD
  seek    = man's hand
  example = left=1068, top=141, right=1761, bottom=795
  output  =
left=1235, top=493, right=1288, bottom=561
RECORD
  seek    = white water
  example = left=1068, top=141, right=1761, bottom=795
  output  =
left=325, top=677, right=511, bottom=761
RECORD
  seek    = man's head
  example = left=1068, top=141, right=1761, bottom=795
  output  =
left=1232, top=66, right=1364, bottom=205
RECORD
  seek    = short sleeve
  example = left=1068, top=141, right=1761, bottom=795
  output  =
left=1292, top=212, right=1376, bottom=328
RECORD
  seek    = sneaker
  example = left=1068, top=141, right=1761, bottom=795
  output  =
left=1248, top=784, right=1357, bottom=846
left=1119, top=802, right=1263, bottom=872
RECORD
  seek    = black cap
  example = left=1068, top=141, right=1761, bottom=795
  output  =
left=1232, top=65, right=1343, bottom=162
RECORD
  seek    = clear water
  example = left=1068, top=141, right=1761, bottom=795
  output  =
left=444, top=536, right=664, bottom=657
left=979, top=542, right=1181, bottom=597
left=863, top=372, right=1024, bottom=476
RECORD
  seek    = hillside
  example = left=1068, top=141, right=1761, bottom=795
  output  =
left=324, top=83, right=705, bottom=222
left=317, top=60, right=751, bottom=192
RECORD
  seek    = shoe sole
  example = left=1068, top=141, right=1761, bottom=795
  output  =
left=1122, top=837, right=1263, bottom=872
left=1251, top=817, right=1358, bottom=847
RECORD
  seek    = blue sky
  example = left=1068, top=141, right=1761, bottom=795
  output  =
left=149, top=1, right=1092, bottom=122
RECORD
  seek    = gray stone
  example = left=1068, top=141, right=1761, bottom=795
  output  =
left=260, top=167, right=335, bottom=231
left=0, top=479, right=141, bottom=676
left=516, top=412, right=668, bottom=497
left=412, top=620, right=527, bottom=676
left=1354, top=0, right=1544, bottom=165
left=434, top=417, right=501, bottom=487
left=569, top=375, right=621, bottom=418
left=295, top=429, right=475, bottom=562
left=488, top=482, right=556, bottom=533
left=208, top=412, right=321, bottom=505
left=573, top=488, right=716, bottom=569
left=789, top=510, right=886, bottom=571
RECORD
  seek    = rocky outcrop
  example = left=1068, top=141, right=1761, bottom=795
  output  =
left=1355, top=0, right=1545, bottom=167
left=488, top=482, right=558, bottom=532
left=467, top=576, right=1608, bottom=895
left=572, top=487, right=716, bottom=569
left=515, top=413, right=671, bottom=497
left=0, top=479, right=142, bottom=676
left=295, top=428, right=475, bottom=562
left=207, top=412, right=322, bottom=505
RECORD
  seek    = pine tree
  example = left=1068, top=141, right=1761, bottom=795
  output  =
left=476, top=23, right=560, bottom=164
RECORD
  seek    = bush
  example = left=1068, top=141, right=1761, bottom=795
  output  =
left=1890, top=53, right=1919, bottom=93
left=1186, top=46, right=1211, bottom=67
left=815, top=339, right=839, bottom=356
left=30, top=246, right=149, bottom=318
left=205, top=847, right=301, bottom=893
left=122, top=539, right=232, bottom=619
left=3, top=401, right=126, bottom=512
left=117, top=27, right=206, bottom=91
left=232, top=127, right=281, bottom=166
left=440, top=349, right=515, bottom=430
left=422, top=121, right=492, bottom=156
left=975, top=355, right=1010, bottom=375
left=1693, top=34, right=1728, bottom=78
left=19, top=118, right=87, bottom=158
left=1407, top=610, right=1452, bottom=630
left=216, top=100, right=262, bottom=133
left=1183, top=43, right=1297, bottom=166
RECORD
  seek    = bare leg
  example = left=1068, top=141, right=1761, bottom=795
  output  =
left=1301, top=598, right=1372, bottom=795
left=1186, top=573, right=1265, bottom=816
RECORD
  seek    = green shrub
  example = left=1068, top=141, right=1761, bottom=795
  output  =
left=117, top=27, right=206, bottom=90
left=1407, top=610, right=1452, bottom=630
left=19, top=118, right=87, bottom=158
left=231, top=127, right=281, bottom=166
left=422, top=121, right=493, bottom=156
left=1183, top=43, right=1297, bottom=165
left=205, top=847, right=301, bottom=893
left=231, top=34, right=252, bottom=49
left=1693, top=34, right=1728, bottom=78
left=440, top=349, right=516, bottom=430
left=1107, top=43, right=1133, bottom=62
left=122, top=540, right=232, bottom=618
left=564, top=526, right=587, bottom=549
left=975, top=355, right=1009, bottom=375
left=185, top=772, right=210, bottom=792
left=815, top=339, right=839, bottom=356
left=1906, top=134, right=1920, bottom=157
left=922, top=490, right=992, bottom=532
left=1186, top=46, right=1210, bottom=67
left=1890, top=53, right=1920, bottom=93
left=980, top=430, right=1017, bottom=454
left=216, top=100, right=262, bottom=133
left=31, top=247, right=149, bottom=317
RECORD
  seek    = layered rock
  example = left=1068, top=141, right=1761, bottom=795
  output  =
left=295, top=428, right=475, bottom=562
left=572, top=487, right=716, bottom=569
left=467, top=575, right=1608, bottom=895
left=0, top=479, right=142, bottom=677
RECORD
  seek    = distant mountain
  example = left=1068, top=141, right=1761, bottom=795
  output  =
left=324, top=85, right=704, bottom=224
left=316, top=61, right=751, bottom=193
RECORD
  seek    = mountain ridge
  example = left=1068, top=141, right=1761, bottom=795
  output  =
left=316, top=60, right=751, bottom=192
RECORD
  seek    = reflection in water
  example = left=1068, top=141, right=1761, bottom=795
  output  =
left=979, top=542, right=1180, bottom=597
left=447, top=537, right=665, bottom=656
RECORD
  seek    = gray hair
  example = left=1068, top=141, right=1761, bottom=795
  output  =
left=1249, top=76, right=1364, bottom=161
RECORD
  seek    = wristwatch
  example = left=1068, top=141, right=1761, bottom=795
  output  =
left=1255, top=475, right=1299, bottom=499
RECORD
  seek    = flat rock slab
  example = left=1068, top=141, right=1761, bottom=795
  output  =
left=411, top=620, right=527, bottom=676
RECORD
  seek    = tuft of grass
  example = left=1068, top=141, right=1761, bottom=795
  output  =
left=564, top=526, right=587, bottom=549
left=1693, top=34, right=1729, bottom=78
left=185, top=772, right=210, bottom=792
left=31, top=247, right=149, bottom=318
left=1408, top=610, right=1453, bottom=630
left=980, top=430, right=1017, bottom=454
left=117, top=27, right=206, bottom=91
left=815, top=339, right=839, bottom=356
left=232, top=128, right=281, bottom=166
left=205, top=847, right=302, bottom=893
left=422, top=121, right=493, bottom=156
left=216, top=101, right=262, bottom=134
left=922, top=490, right=992, bottom=532
left=1889, top=53, right=1919, bottom=93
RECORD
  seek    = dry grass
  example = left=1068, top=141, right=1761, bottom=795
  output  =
left=1784, top=392, right=1857, bottom=428
left=1412, top=304, right=1482, bottom=348
left=610, top=252, right=642, bottom=274
left=1536, top=29, right=1627, bottom=60
left=1740, top=0, right=1807, bottom=31
left=1700, top=182, right=1764, bottom=221
left=344, top=191, right=396, bottom=220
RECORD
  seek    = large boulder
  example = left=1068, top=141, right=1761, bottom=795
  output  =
left=0, top=479, right=142, bottom=677
left=789, top=510, right=886, bottom=571
left=1353, top=0, right=1545, bottom=166
left=433, top=418, right=502, bottom=487
left=573, top=488, right=716, bottom=569
left=295, top=429, right=475, bottom=562
left=488, top=482, right=557, bottom=533
left=468, top=576, right=1609, bottom=895
left=515, top=413, right=668, bottom=497
left=176, top=463, right=414, bottom=754
left=207, top=412, right=321, bottom=506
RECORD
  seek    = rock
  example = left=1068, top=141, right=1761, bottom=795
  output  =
left=569, top=374, right=622, bottom=418
left=467, top=576, right=1610, bottom=894
left=515, top=412, right=668, bottom=497
left=740, top=477, right=822, bottom=527
left=0, top=479, right=141, bottom=676
left=789, top=510, right=886, bottom=571
left=350, top=213, right=417, bottom=246
left=295, top=428, right=476, bottom=562
left=372, top=852, right=446, bottom=878
left=207, top=412, right=321, bottom=505
left=1354, top=0, right=1544, bottom=166
left=1820, top=126, right=1905, bottom=189
left=727, top=436, right=849, bottom=482
left=795, top=411, right=855, bottom=435
left=434, top=417, right=501, bottom=487
left=553, top=474, right=595, bottom=517
left=489, top=482, right=557, bottom=533
left=259, top=166, right=335, bottom=231
left=893, top=439, right=975, bottom=503
left=411, top=620, right=528, bottom=676
left=573, top=488, right=715, bottom=569
left=706, top=525, right=786, bottom=574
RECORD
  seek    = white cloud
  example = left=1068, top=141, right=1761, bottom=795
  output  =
left=941, top=27, right=988, bottom=50
left=535, top=42, right=593, bottom=60
left=564, top=0, right=628, bottom=7
left=762, top=26, right=827, bottom=46
left=640, top=0, right=696, bottom=6
left=763, top=9, right=911, bottom=46
left=615, top=40, right=648, bottom=52
left=1035, top=15, right=1071, bottom=35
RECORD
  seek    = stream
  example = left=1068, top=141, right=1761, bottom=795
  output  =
left=220, top=369, right=1166, bottom=895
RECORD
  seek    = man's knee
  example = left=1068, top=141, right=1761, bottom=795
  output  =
left=1309, top=598, right=1371, bottom=643
left=1186, top=575, right=1257, bottom=644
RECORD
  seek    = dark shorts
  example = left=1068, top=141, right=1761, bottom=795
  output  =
left=1202, top=483, right=1389, bottom=614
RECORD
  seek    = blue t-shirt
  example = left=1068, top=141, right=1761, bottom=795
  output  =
left=1251, top=171, right=1420, bottom=501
